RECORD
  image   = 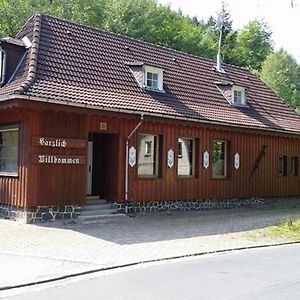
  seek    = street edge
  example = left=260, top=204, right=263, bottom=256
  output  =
left=1, top=240, right=300, bottom=292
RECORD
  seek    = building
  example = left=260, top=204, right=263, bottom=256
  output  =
left=0, top=14, right=299, bottom=222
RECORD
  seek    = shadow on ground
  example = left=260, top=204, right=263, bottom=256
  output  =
left=36, top=204, right=300, bottom=246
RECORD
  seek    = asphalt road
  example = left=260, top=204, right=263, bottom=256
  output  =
left=4, top=244, right=300, bottom=300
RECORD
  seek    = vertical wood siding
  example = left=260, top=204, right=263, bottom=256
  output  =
left=1, top=102, right=300, bottom=208
left=0, top=107, right=29, bottom=206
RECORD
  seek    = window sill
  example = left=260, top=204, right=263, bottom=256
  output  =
left=0, top=172, right=18, bottom=178
left=212, top=176, right=228, bottom=180
left=143, top=86, right=165, bottom=93
left=177, top=175, right=195, bottom=179
left=137, top=175, right=160, bottom=180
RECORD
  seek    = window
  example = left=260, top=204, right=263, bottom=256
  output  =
left=178, top=141, right=183, bottom=158
left=144, top=141, right=152, bottom=156
left=232, top=85, right=246, bottom=106
left=177, top=138, right=194, bottom=176
left=212, top=141, right=227, bottom=178
left=144, top=65, right=164, bottom=91
left=0, top=125, right=19, bottom=175
left=146, top=72, right=158, bottom=89
left=278, top=155, right=287, bottom=176
left=138, top=134, right=158, bottom=176
left=0, top=49, right=5, bottom=85
left=291, top=156, right=299, bottom=176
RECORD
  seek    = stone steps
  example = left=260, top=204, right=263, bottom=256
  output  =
left=79, top=196, right=126, bottom=223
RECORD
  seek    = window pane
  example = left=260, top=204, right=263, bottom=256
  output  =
left=146, top=72, right=159, bottom=89
left=0, top=128, right=19, bottom=174
left=278, top=155, right=287, bottom=176
left=138, top=134, right=158, bottom=176
left=291, top=156, right=298, bottom=176
left=177, top=138, right=193, bottom=176
left=212, top=141, right=226, bottom=177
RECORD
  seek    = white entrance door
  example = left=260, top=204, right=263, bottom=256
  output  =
left=87, top=141, right=93, bottom=195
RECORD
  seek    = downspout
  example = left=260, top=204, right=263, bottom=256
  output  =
left=125, top=114, right=144, bottom=213
left=0, top=47, right=7, bottom=86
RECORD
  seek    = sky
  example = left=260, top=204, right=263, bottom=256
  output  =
left=157, top=0, right=300, bottom=62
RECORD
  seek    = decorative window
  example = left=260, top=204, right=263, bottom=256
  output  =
left=0, top=125, right=19, bottom=176
left=291, top=156, right=298, bottom=176
left=177, top=138, right=194, bottom=176
left=144, top=65, right=164, bottom=91
left=278, top=155, right=287, bottom=176
left=232, top=85, right=246, bottom=106
left=212, top=141, right=227, bottom=178
left=138, top=134, right=159, bottom=176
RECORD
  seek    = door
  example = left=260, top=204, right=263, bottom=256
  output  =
left=87, top=141, right=93, bottom=195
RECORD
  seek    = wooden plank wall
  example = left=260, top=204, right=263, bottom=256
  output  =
left=128, top=119, right=300, bottom=202
left=27, top=108, right=87, bottom=207
left=0, top=106, right=29, bottom=206
left=1, top=103, right=300, bottom=207
left=87, top=112, right=300, bottom=203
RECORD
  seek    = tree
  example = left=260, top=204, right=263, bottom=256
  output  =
left=234, top=20, right=273, bottom=71
left=260, top=49, right=300, bottom=112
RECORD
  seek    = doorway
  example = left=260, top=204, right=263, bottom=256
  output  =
left=87, top=133, right=119, bottom=201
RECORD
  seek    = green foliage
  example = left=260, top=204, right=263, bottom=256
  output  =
left=0, top=0, right=299, bottom=112
left=260, top=49, right=300, bottom=112
left=233, top=20, right=273, bottom=71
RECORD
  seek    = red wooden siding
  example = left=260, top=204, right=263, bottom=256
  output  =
left=1, top=100, right=300, bottom=208
left=0, top=106, right=29, bottom=206
left=26, top=108, right=87, bottom=207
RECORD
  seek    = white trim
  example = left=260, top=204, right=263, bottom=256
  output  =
left=144, top=65, right=164, bottom=92
left=232, top=85, right=246, bottom=106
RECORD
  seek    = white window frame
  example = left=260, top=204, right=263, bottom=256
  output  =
left=144, top=65, right=164, bottom=92
left=137, top=134, right=159, bottom=177
left=0, top=125, right=19, bottom=177
left=232, top=85, right=246, bottom=106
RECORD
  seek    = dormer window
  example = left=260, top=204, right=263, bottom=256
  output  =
left=0, top=48, right=6, bottom=85
left=144, top=65, right=164, bottom=92
left=232, top=85, right=246, bottom=106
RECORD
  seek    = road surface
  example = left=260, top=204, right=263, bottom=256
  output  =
left=3, top=244, right=300, bottom=300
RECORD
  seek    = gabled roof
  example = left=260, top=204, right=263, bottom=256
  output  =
left=1, top=14, right=300, bottom=135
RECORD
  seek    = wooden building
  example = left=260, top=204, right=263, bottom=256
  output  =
left=0, top=14, right=299, bottom=222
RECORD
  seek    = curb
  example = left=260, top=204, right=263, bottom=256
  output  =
left=1, top=240, right=300, bottom=291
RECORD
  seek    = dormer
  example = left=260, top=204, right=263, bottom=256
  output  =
left=232, top=85, right=247, bottom=106
left=216, top=81, right=248, bottom=108
left=127, top=62, right=164, bottom=93
left=143, top=65, right=164, bottom=92
left=0, top=37, right=29, bottom=87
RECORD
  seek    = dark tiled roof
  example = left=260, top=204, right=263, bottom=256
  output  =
left=1, top=14, right=300, bottom=134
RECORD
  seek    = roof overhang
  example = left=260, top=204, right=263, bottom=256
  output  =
left=0, top=93, right=299, bottom=137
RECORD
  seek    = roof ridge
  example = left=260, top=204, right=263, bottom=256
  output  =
left=40, top=13, right=251, bottom=74
left=14, top=14, right=42, bottom=95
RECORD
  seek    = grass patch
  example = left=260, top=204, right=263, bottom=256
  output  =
left=245, top=218, right=300, bottom=242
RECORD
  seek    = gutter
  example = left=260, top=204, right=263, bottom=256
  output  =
left=125, top=114, right=144, bottom=213
left=3, top=94, right=299, bottom=138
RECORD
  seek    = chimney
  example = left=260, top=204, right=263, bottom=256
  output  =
left=215, top=15, right=225, bottom=74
